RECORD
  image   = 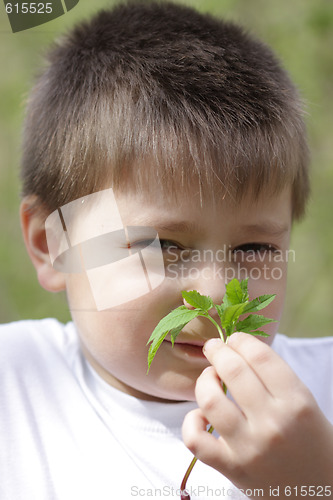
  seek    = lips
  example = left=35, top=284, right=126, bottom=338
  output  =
left=173, top=339, right=205, bottom=347
left=164, top=338, right=207, bottom=358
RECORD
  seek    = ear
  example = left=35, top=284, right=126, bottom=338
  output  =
left=20, top=198, right=66, bottom=293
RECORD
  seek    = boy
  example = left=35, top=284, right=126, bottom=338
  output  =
left=1, top=2, right=332, bottom=499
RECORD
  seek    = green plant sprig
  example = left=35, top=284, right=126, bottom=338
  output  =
left=147, top=278, right=276, bottom=371
left=146, top=278, right=276, bottom=500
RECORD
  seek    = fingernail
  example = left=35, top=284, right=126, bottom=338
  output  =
left=227, top=331, right=243, bottom=345
left=183, top=298, right=195, bottom=310
left=203, top=338, right=222, bottom=354
left=201, top=366, right=214, bottom=375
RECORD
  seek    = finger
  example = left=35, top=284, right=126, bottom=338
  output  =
left=195, top=365, right=247, bottom=437
left=226, top=332, right=305, bottom=399
left=203, top=339, right=272, bottom=417
left=182, top=408, right=232, bottom=473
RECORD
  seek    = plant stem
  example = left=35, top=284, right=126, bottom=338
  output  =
left=180, top=382, right=227, bottom=499
left=203, top=314, right=225, bottom=341
left=180, top=425, right=214, bottom=499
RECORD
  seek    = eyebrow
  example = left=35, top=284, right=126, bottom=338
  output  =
left=130, top=218, right=290, bottom=237
left=128, top=214, right=201, bottom=234
left=153, top=220, right=201, bottom=233
left=238, top=222, right=290, bottom=238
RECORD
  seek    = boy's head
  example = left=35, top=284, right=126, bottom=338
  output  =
left=21, top=0, right=309, bottom=219
left=20, top=1, right=310, bottom=401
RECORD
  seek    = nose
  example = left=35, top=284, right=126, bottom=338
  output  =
left=182, top=265, right=226, bottom=307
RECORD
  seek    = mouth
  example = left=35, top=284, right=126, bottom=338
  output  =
left=164, top=338, right=207, bottom=358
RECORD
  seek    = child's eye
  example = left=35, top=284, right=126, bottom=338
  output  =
left=159, top=239, right=184, bottom=252
left=233, top=243, right=277, bottom=257
left=160, top=239, right=192, bottom=264
left=127, top=238, right=184, bottom=252
left=236, top=243, right=276, bottom=252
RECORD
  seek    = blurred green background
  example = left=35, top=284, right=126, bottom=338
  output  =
left=0, top=0, right=332, bottom=336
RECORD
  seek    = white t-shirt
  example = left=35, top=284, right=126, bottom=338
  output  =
left=0, top=319, right=332, bottom=500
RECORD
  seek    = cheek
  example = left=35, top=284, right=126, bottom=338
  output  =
left=65, top=272, right=96, bottom=312
left=66, top=273, right=182, bottom=357
left=247, top=271, right=288, bottom=345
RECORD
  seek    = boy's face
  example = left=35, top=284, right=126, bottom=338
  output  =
left=64, top=185, right=292, bottom=402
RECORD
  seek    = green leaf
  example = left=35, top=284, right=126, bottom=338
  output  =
left=221, top=294, right=232, bottom=309
left=214, top=303, right=225, bottom=324
left=245, top=330, right=270, bottom=338
left=147, top=321, right=194, bottom=371
left=170, top=324, right=187, bottom=347
left=182, top=290, right=213, bottom=312
left=146, top=306, right=203, bottom=371
left=242, top=294, right=276, bottom=314
left=239, top=278, right=249, bottom=301
left=147, top=306, right=200, bottom=345
left=236, top=313, right=276, bottom=333
left=146, top=278, right=277, bottom=371
left=225, top=278, right=248, bottom=306
left=147, top=330, right=169, bottom=371
left=220, top=302, right=248, bottom=329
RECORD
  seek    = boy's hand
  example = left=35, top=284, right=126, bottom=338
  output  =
left=182, top=333, right=333, bottom=499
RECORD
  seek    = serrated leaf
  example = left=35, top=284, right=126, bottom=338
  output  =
left=182, top=290, right=213, bottom=312
left=147, top=306, right=200, bottom=345
left=221, top=302, right=248, bottom=329
left=147, top=331, right=169, bottom=372
left=170, top=324, right=186, bottom=347
left=147, top=278, right=277, bottom=371
left=235, top=314, right=276, bottom=333
left=242, top=294, right=276, bottom=314
left=225, top=278, right=248, bottom=306
left=239, top=278, right=249, bottom=301
left=221, top=294, right=232, bottom=309
left=214, top=303, right=225, bottom=324
left=245, top=330, right=270, bottom=338
left=147, top=306, right=203, bottom=371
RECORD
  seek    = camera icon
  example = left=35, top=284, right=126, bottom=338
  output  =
left=45, top=189, right=165, bottom=310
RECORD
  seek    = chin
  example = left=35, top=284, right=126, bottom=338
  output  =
left=163, top=391, right=196, bottom=403
left=148, top=381, right=197, bottom=403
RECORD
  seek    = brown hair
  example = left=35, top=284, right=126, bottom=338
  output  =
left=21, top=0, right=310, bottom=219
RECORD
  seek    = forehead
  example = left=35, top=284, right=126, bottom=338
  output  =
left=46, top=182, right=292, bottom=245
left=114, top=184, right=292, bottom=235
